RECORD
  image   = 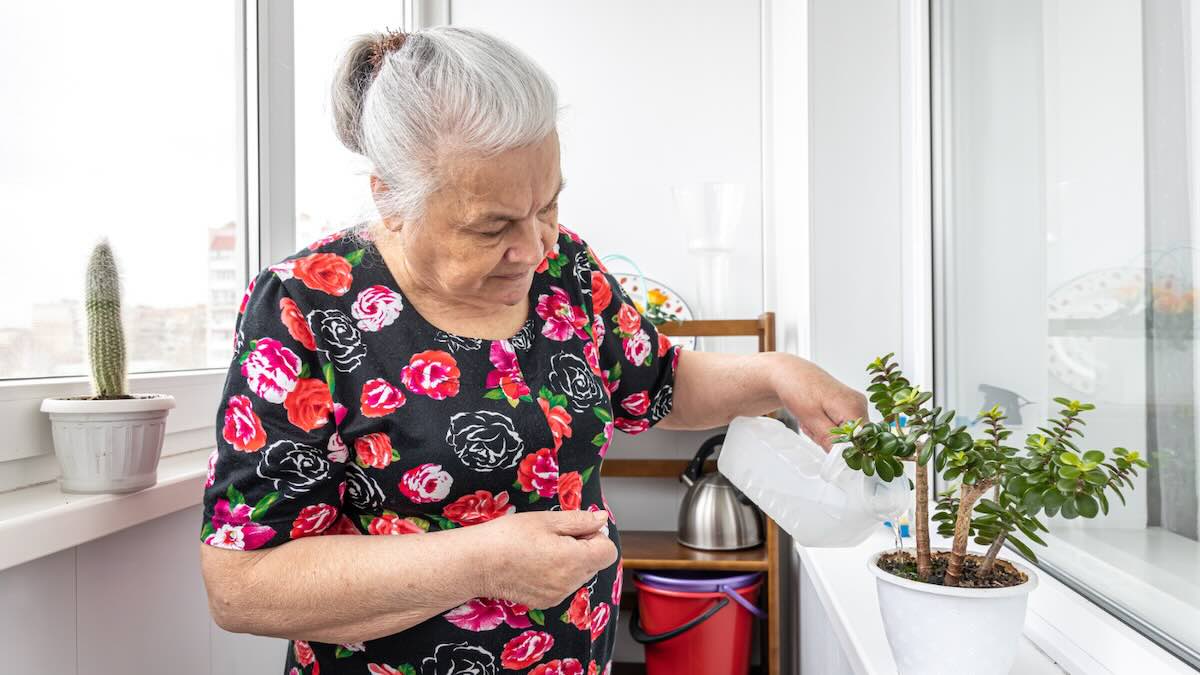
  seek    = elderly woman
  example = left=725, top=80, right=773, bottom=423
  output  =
left=200, top=26, right=865, bottom=675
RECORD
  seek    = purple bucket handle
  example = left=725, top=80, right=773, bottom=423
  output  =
left=719, top=583, right=768, bottom=620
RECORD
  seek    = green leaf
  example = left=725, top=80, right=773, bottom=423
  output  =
left=1097, top=491, right=1109, bottom=515
left=1083, top=450, right=1105, bottom=464
left=226, top=484, right=246, bottom=506
left=335, top=646, right=354, bottom=659
left=484, top=389, right=506, bottom=400
left=1056, top=477, right=1077, bottom=493
left=581, top=466, right=595, bottom=484
left=1061, top=497, right=1079, bottom=519
left=592, top=432, right=607, bottom=447
left=1008, top=535, right=1038, bottom=562
left=918, top=442, right=934, bottom=465
left=875, top=457, right=894, bottom=482
left=862, top=460, right=875, bottom=477
left=1022, top=489, right=1043, bottom=513
left=1074, top=493, right=1099, bottom=518
left=513, top=479, right=523, bottom=489
left=345, top=248, right=365, bottom=266
left=251, top=491, right=280, bottom=520
left=399, top=665, right=417, bottom=675
left=359, top=515, right=375, bottom=531
left=323, top=362, right=336, bottom=395
left=529, top=492, right=540, bottom=503
left=1059, top=451, right=1080, bottom=466
left=200, top=522, right=215, bottom=542
left=529, top=609, right=545, bottom=626
left=593, top=407, right=613, bottom=423
left=299, top=362, right=311, bottom=379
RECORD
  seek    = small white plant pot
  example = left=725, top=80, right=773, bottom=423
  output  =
left=40, top=394, right=176, bottom=494
left=867, top=548, right=1038, bottom=675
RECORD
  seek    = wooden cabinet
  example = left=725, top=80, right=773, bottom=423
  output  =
left=609, top=313, right=782, bottom=675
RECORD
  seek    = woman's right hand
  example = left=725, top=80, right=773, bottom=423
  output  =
left=477, top=509, right=618, bottom=609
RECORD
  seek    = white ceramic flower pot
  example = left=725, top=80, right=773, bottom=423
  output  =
left=40, top=394, right=176, bottom=494
left=867, top=548, right=1038, bottom=675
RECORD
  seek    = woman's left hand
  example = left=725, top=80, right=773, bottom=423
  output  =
left=771, top=357, right=868, bottom=452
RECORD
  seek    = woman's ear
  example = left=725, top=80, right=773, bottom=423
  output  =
left=370, top=175, right=403, bottom=232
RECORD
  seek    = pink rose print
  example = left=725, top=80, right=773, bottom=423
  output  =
left=306, top=230, right=345, bottom=250
left=501, top=630, right=555, bottom=670
left=205, top=498, right=276, bottom=550
left=204, top=448, right=218, bottom=488
left=615, top=417, right=650, bottom=434
left=238, top=276, right=256, bottom=314
left=583, top=339, right=602, bottom=375
left=290, top=503, right=338, bottom=538
left=537, top=287, right=588, bottom=341
left=401, top=350, right=461, bottom=400
left=620, top=391, right=650, bottom=417
left=367, top=665, right=405, bottom=675
left=597, top=421, right=614, bottom=458
left=352, top=284, right=404, bottom=332
left=589, top=602, right=611, bottom=641
left=486, top=340, right=531, bottom=405
left=586, top=504, right=611, bottom=538
left=241, top=337, right=301, bottom=404
left=322, top=514, right=362, bottom=536
left=517, top=448, right=559, bottom=498
left=623, top=329, right=652, bottom=366
left=327, top=432, right=349, bottom=464
left=612, top=560, right=624, bottom=605
left=361, top=378, right=406, bottom=417
left=294, top=640, right=315, bottom=666
left=400, top=463, right=453, bottom=503
left=444, top=597, right=532, bottom=631
left=532, top=659, right=584, bottom=675
left=355, top=432, right=397, bottom=470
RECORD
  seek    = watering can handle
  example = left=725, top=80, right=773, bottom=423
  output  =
left=600, top=253, right=649, bottom=309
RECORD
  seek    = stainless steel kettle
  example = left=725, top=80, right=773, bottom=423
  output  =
left=677, top=434, right=764, bottom=550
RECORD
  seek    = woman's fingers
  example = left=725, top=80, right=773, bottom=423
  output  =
left=550, top=509, right=609, bottom=536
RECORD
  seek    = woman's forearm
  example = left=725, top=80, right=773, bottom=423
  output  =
left=658, top=351, right=790, bottom=430
left=202, top=524, right=489, bottom=644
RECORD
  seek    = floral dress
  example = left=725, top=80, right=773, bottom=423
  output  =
left=201, top=223, right=681, bottom=675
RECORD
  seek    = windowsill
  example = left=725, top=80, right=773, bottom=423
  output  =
left=0, top=448, right=211, bottom=572
left=797, top=529, right=1194, bottom=674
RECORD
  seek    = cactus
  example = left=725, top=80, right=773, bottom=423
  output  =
left=86, top=239, right=127, bottom=398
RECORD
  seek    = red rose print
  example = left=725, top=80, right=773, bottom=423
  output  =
left=615, top=417, right=650, bottom=434
left=591, top=273, right=613, bottom=315
left=355, top=432, right=396, bottom=469
left=538, top=397, right=574, bottom=450
left=290, top=503, right=338, bottom=538
left=292, top=252, right=353, bottom=296
left=279, top=296, right=317, bottom=351
left=501, top=630, right=554, bottom=670
left=620, top=391, right=650, bottom=417
left=283, top=377, right=334, bottom=432
left=567, top=586, right=591, bottom=630
left=616, top=303, right=642, bottom=335
left=399, top=463, right=453, bottom=503
left=401, top=350, right=461, bottom=400
left=294, top=640, right=315, bottom=666
left=443, top=490, right=514, bottom=526
left=589, top=602, right=611, bottom=641
left=558, top=471, right=583, bottom=511
left=531, top=659, right=584, bottom=675
left=588, top=661, right=599, bottom=675
left=367, top=664, right=404, bottom=675
left=367, top=513, right=424, bottom=535
left=321, top=514, right=362, bottom=536
left=222, top=395, right=266, bottom=452
left=360, top=378, right=405, bottom=417
left=517, top=448, right=559, bottom=498
left=657, top=331, right=673, bottom=358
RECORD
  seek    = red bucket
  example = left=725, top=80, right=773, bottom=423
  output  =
left=630, top=571, right=765, bottom=675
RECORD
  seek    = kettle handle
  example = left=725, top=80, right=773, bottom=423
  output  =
left=682, top=433, right=726, bottom=486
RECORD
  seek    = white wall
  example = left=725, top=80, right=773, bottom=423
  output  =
left=0, top=507, right=286, bottom=675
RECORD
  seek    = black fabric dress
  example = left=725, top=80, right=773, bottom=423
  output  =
left=200, top=223, right=680, bottom=675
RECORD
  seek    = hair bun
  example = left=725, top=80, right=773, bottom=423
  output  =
left=332, top=30, right=407, bottom=155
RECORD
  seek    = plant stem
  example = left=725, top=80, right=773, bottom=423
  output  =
left=979, top=531, right=1007, bottom=577
left=944, top=481, right=991, bottom=587
left=914, top=461, right=931, bottom=580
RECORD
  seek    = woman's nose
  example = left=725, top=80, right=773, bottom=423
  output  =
left=506, top=219, right=548, bottom=265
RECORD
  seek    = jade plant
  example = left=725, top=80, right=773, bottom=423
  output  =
left=830, top=353, right=1148, bottom=586
left=86, top=239, right=129, bottom=399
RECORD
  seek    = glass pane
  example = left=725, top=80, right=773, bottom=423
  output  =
left=935, top=0, right=1200, bottom=662
left=294, top=2, right=399, bottom=249
left=0, top=2, right=244, bottom=378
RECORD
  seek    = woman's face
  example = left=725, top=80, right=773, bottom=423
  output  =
left=376, top=131, right=563, bottom=308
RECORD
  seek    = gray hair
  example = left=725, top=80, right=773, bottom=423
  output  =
left=332, top=26, right=560, bottom=225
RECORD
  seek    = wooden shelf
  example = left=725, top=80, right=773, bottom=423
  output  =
left=619, top=530, right=768, bottom=572
left=600, top=458, right=714, bottom=478
left=611, top=662, right=763, bottom=675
